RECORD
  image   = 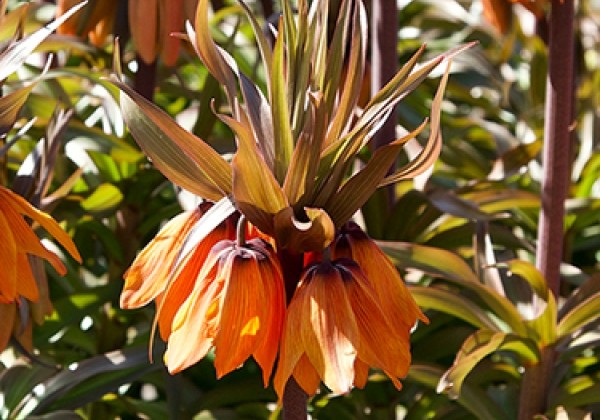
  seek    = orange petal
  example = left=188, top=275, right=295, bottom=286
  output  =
left=1, top=187, right=81, bottom=264
left=16, top=253, right=39, bottom=302
left=213, top=249, right=265, bottom=378
left=342, top=262, right=412, bottom=382
left=292, top=354, right=322, bottom=397
left=299, top=263, right=358, bottom=394
left=0, top=210, right=17, bottom=302
left=156, top=221, right=233, bottom=340
left=121, top=209, right=201, bottom=309
left=353, top=358, right=370, bottom=389
left=252, top=245, right=286, bottom=386
left=165, top=272, right=223, bottom=373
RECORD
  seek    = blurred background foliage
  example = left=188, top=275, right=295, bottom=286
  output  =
left=1, top=0, right=600, bottom=419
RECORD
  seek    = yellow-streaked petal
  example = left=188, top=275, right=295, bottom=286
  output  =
left=213, top=251, right=265, bottom=378
left=165, top=272, right=223, bottom=373
left=121, top=209, right=201, bottom=309
left=252, top=248, right=285, bottom=386
left=156, top=221, right=234, bottom=340
left=274, top=285, right=309, bottom=398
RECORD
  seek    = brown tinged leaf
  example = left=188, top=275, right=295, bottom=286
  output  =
left=482, top=0, right=513, bottom=34
left=112, top=77, right=232, bottom=201
left=159, top=0, right=184, bottom=67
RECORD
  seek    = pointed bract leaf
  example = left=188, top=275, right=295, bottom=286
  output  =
left=327, top=119, right=427, bottom=226
left=0, top=83, right=34, bottom=136
left=222, top=113, right=287, bottom=234
left=113, top=78, right=231, bottom=201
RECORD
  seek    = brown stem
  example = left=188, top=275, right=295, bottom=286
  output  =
left=371, top=0, right=398, bottom=208
left=535, top=0, right=575, bottom=298
left=518, top=347, right=556, bottom=419
left=133, top=56, right=157, bottom=101
left=277, top=248, right=307, bottom=419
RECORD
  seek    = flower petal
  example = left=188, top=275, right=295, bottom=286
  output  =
left=213, top=248, right=265, bottom=378
left=300, top=263, right=358, bottom=394
left=165, top=270, right=223, bottom=374
left=0, top=210, right=17, bottom=302
left=121, top=209, right=202, bottom=309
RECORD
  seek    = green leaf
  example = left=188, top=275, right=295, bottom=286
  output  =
left=270, top=24, right=294, bottom=182
left=0, top=1, right=86, bottom=81
left=407, top=364, right=510, bottom=420
left=378, top=241, right=480, bottom=283
left=113, top=78, right=232, bottom=201
left=80, top=183, right=123, bottom=213
left=500, top=259, right=557, bottom=345
left=19, top=347, right=161, bottom=417
left=410, top=285, right=502, bottom=331
left=558, top=289, right=600, bottom=339
left=223, top=113, right=287, bottom=234
left=438, top=330, right=539, bottom=399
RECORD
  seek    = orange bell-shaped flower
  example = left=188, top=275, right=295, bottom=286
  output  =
left=165, top=237, right=286, bottom=386
left=274, top=256, right=423, bottom=398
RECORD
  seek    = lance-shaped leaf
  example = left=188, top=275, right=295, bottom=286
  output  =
left=558, top=275, right=600, bottom=339
left=324, top=0, right=367, bottom=144
left=499, top=259, right=557, bottom=345
left=238, top=0, right=273, bottom=85
left=129, top=0, right=159, bottom=64
left=270, top=18, right=294, bottom=182
left=326, top=119, right=427, bottom=226
left=192, top=0, right=238, bottom=101
left=112, top=78, right=231, bottom=201
left=381, top=241, right=527, bottom=335
left=410, top=286, right=502, bottom=331
left=0, top=1, right=86, bottom=82
left=438, top=330, right=540, bottom=399
left=0, top=83, right=34, bottom=137
left=223, top=113, right=287, bottom=235
left=379, top=60, right=451, bottom=185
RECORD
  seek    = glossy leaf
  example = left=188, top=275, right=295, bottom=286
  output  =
left=410, top=286, right=501, bottom=331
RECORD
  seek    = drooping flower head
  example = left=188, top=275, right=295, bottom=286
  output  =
left=115, top=0, right=456, bottom=395
left=274, top=257, right=421, bottom=398
left=165, top=237, right=285, bottom=386
left=0, top=186, right=81, bottom=350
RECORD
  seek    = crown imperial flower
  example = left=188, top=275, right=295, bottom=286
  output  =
left=165, top=237, right=285, bottom=385
left=274, top=256, right=421, bottom=398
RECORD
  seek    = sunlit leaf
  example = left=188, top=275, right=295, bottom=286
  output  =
left=113, top=77, right=232, bottom=201
left=80, top=183, right=123, bottom=213
left=438, top=330, right=539, bottom=399
left=0, top=1, right=86, bottom=81
left=410, top=286, right=502, bottom=331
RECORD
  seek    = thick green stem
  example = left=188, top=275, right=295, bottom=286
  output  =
left=535, top=0, right=575, bottom=298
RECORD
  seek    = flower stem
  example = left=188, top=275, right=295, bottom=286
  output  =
left=278, top=248, right=307, bottom=419
left=535, top=0, right=575, bottom=298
